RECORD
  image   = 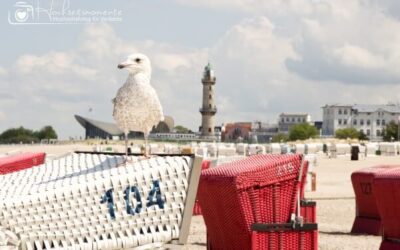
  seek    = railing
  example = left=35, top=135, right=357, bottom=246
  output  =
left=199, top=107, right=217, bottom=113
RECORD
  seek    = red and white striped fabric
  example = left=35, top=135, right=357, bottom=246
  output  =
left=198, top=154, right=312, bottom=250
left=0, top=152, right=45, bottom=175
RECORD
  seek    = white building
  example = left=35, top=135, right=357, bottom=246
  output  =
left=278, top=113, right=312, bottom=133
left=322, top=104, right=400, bottom=140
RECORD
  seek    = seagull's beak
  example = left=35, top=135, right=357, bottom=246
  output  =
left=118, top=63, right=127, bottom=69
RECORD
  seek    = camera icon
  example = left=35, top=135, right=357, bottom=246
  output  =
left=8, top=2, right=35, bottom=24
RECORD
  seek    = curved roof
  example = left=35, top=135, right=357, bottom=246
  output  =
left=75, top=115, right=123, bottom=135
left=75, top=115, right=174, bottom=135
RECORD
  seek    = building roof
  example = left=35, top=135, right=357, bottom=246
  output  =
left=75, top=115, right=123, bottom=135
left=75, top=115, right=175, bottom=135
left=323, top=104, right=400, bottom=113
left=352, top=104, right=400, bottom=113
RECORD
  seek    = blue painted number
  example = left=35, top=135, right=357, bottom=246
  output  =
left=101, top=180, right=165, bottom=219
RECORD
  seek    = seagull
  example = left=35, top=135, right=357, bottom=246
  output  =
left=112, top=53, right=164, bottom=159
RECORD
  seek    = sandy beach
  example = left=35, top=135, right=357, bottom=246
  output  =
left=1, top=144, right=398, bottom=249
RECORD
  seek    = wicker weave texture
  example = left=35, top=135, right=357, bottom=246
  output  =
left=374, top=168, right=400, bottom=247
left=0, top=153, right=194, bottom=249
left=351, top=166, right=400, bottom=235
left=198, top=154, right=309, bottom=250
left=193, top=160, right=211, bottom=216
left=300, top=200, right=316, bottom=224
left=251, top=230, right=317, bottom=250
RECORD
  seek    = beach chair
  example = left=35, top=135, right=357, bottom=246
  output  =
left=0, top=152, right=202, bottom=249
left=373, top=168, right=400, bottom=249
left=351, top=166, right=400, bottom=236
left=198, top=154, right=318, bottom=250
left=0, top=152, right=45, bottom=174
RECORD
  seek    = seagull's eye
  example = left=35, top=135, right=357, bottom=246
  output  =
left=135, top=58, right=141, bottom=63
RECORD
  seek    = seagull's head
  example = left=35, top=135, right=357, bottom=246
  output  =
left=118, top=53, right=151, bottom=76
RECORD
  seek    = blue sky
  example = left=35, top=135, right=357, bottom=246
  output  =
left=1, top=0, right=400, bottom=139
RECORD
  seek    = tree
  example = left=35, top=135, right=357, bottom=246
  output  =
left=271, top=133, right=289, bottom=143
left=335, top=128, right=360, bottom=139
left=174, top=125, right=190, bottom=134
left=0, top=125, right=58, bottom=144
left=288, top=123, right=319, bottom=141
left=36, top=126, right=58, bottom=140
left=382, top=121, right=398, bottom=142
left=0, top=127, right=38, bottom=144
left=358, top=130, right=369, bottom=141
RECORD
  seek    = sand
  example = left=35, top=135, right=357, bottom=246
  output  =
left=1, top=145, right=399, bottom=249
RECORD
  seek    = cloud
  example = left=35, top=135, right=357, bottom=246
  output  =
left=3, top=1, right=400, bottom=139
left=176, top=0, right=400, bottom=84
left=0, top=66, right=7, bottom=76
left=0, top=111, right=5, bottom=121
left=174, top=0, right=316, bottom=16
left=0, top=23, right=210, bottom=138
left=284, top=1, right=400, bottom=84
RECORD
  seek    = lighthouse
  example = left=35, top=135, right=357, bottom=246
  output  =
left=200, top=63, right=217, bottom=139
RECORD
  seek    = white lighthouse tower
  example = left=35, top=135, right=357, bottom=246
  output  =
left=200, top=63, right=217, bottom=139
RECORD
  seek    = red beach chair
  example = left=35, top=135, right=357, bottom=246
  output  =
left=373, top=167, right=400, bottom=249
left=198, top=154, right=317, bottom=250
left=351, top=166, right=398, bottom=235
left=0, top=152, right=45, bottom=175
left=193, top=160, right=212, bottom=215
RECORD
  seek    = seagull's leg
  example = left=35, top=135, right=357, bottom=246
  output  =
left=144, top=134, right=149, bottom=158
left=125, top=133, right=130, bottom=162
left=117, top=132, right=129, bottom=167
left=125, top=132, right=129, bottom=162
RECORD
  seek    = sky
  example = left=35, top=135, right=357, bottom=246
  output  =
left=2, top=0, right=400, bottom=139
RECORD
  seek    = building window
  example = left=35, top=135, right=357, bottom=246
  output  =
left=360, top=119, right=364, bottom=125
left=367, top=129, right=370, bottom=136
left=281, top=118, right=284, bottom=123
left=208, top=128, right=212, bottom=133
left=338, top=119, right=342, bottom=125
left=382, top=120, right=386, bottom=126
left=360, top=129, right=364, bottom=134
left=209, top=104, right=212, bottom=108
left=286, top=118, right=289, bottom=122
left=344, top=119, right=347, bottom=125
left=367, top=120, right=371, bottom=126
left=209, top=94, right=212, bottom=99
left=297, top=118, right=301, bottom=122
left=209, top=86, right=212, bottom=90
left=292, top=118, right=295, bottom=122
left=338, top=109, right=342, bottom=115
left=302, top=118, right=306, bottom=122
left=344, top=109, right=348, bottom=115
left=376, top=119, right=380, bottom=126
left=377, top=130, right=381, bottom=136
left=353, top=119, right=357, bottom=125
